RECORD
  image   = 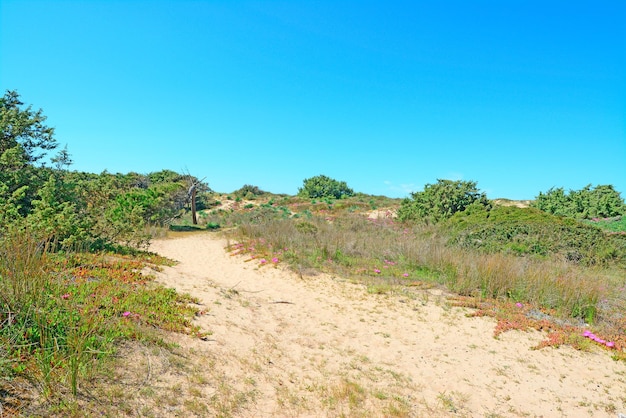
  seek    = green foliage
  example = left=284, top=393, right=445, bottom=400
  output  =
left=0, top=136, right=209, bottom=248
left=0, top=227, right=200, bottom=401
left=0, top=92, right=213, bottom=246
left=533, top=184, right=626, bottom=219
left=583, top=216, right=626, bottom=233
left=234, top=184, right=266, bottom=199
left=28, top=174, right=92, bottom=249
left=1, top=91, right=60, bottom=220
left=297, top=175, right=354, bottom=199
left=397, top=179, right=490, bottom=223
left=0, top=90, right=58, bottom=165
left=446, top=205, right=626, bottom=266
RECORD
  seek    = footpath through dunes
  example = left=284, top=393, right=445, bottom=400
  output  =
left=146, top=232, right=626, bottom=417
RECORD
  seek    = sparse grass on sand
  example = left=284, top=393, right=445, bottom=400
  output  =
left=215, top=196, right=625, bottom=358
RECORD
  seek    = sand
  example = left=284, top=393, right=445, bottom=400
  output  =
left=146, top=232, right=626, bottom=417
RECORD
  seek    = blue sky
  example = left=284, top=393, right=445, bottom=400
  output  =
left=1, top=1, right=624, bottom=199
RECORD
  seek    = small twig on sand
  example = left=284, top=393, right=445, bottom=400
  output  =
left=228, top=281, right=265, bottom=293
left=270, top=301, right=294, bottom=304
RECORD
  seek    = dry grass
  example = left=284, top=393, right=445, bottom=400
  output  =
left=222, top=207, right=625, bottom=353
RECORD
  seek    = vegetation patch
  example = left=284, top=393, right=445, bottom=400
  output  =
left=0, top=227, right=203, bottom=414
left=445, top=205, right=626, bottom=266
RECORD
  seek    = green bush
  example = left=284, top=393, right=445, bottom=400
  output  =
left=397, top=179, right=490, bottom=223
left=234, top=184, right=266, bottom=199
left=445, top=205, right=626, bottom=266
left=533, top=184, right=626, bottom=219
left=297, top=175, right=354, bottom=199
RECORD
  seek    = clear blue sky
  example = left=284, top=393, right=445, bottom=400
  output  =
left=1, top=1, right=624, bottom=199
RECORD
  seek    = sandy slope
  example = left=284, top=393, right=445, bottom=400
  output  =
left=147, top=232, right=626, bottom=417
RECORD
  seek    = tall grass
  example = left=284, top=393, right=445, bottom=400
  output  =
left=0, top=226, right=59, bottom=395
left=226, top=212, right=615, bottom=324
left=0, top=226, right=50, bottom=309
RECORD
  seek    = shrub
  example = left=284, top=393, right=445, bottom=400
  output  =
left=297, top=175, right=354, bottom=199
left=533, top=184, right=626, bottom=219
left=234, top=184, right=266, bottom=199
left=445, top=205, right=626, bottom=266
left=397, top=179, right=490, bottom=223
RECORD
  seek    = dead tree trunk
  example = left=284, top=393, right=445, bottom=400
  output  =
left=188, top=183, right=198, bottom=225
left=185, top=175, right=206, bottom=226
left=191, top=186, right=198, bottom=224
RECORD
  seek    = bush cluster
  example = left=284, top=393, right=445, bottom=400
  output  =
left=533, top=185, right=626, bottom=219
left=0, top=90, right=210, bottom=249
left=397, top=179, right=490, bottom=223
left=234, top=184, right=266, bottom=199
left=297, top=175, right=354, bottom=199
left=445, top=205, right=626, bottom=266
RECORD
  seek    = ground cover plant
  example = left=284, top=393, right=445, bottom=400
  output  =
left=0, top=226, right=203, bottom=415
left=584, top=216, right=626, bottom=234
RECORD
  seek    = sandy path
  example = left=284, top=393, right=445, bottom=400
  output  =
left=148, top=232, right=626, bottom=417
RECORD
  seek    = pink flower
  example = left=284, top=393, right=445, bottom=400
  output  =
left=259, top=258, right=267, bottom=264
left=606, top=341, right=615, bottom=348
left=583, top=330, right=592, bottom=337
left=271, top=257, right=279, bottom=263
left=122, top=311, right=131, bottom=317
left=374, top=269, right=381, bottom=274
left=402, top=273, right=409, bottom=277
left=61, top=293, right=70, bottom=300
left=515, top=302, right=523, bottom=308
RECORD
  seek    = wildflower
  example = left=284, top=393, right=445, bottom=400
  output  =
left=61, top=293, right=70, bottom=300
left=260, top=258, right=267, bottom=264
left=606, top=341, right=615, bottom=348
left=515, top=302, right=523, bottom=308
left=582, top=330, right=592, bottom=337
left=402, top=273, right=409, bottom=277
left=374, top=269, right=381, bottom=274
left=271, top=257, right=279, bottom=263
left=122, top=311, right=131, bottom=317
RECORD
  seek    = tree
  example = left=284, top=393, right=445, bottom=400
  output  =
left=397, top=179, right=489, bottom=223
left=0, top=91, right=59, bottom=221
left=297, top=175, right=354, bottom=199
left=28, top=174, right=91, bottom=249
left=1, top=90, right=58, bottom=166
